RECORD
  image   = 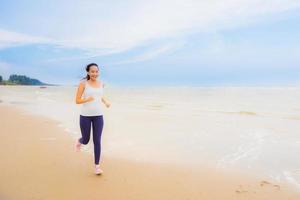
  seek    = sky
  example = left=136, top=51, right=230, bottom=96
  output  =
left=0, top=0, right=300, bottom=86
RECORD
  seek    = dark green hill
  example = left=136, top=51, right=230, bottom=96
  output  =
left=0, top=74, right=58, bottom=86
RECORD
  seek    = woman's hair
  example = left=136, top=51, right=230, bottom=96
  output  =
left=81, top=63, right=99, bottom=80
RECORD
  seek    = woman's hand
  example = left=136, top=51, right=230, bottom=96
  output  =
left=105, top=102, right=111, bottom=108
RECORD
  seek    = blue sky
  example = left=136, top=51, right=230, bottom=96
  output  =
left=0, top=0, right=299, bottom=86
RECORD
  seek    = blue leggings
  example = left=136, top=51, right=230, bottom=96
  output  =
left=79, top=115, right=104, bottom=165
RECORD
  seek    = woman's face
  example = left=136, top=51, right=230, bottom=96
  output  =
left=88, top=65, right=99, bottom=80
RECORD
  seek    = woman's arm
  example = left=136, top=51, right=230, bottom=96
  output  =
left=101, top=96, right=111, bottom=108
left=75, top=81, right=94, bottom=104
left=100, top=82, right=111, bottom=108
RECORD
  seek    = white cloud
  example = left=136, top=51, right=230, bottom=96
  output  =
left=0, top=29, right=53, bottom=49
left=111, top=40, right=186, bottom=65
left=1, top=0, right=300, bottom=59
left=53, top=0, right=300, bottom=50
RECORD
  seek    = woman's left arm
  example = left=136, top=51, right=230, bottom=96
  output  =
left=101, top=82, right=111, bottom=108
left=101, top=96, right=111, bottom=108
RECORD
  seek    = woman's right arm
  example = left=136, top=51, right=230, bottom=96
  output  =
left=75, top=81, right=93, bottom=104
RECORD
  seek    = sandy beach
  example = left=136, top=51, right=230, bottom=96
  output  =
left=0, top=104, right=299, bottom=200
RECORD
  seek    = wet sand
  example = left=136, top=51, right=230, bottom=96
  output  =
left=0, top=104, right=299, bottom=200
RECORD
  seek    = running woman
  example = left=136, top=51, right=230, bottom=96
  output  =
left=75, top=63, right=111, bottom=175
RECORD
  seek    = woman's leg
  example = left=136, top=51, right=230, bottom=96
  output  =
left=91, top=115, right=104, bottom=165
left=79, top=115, right=92, bottom=145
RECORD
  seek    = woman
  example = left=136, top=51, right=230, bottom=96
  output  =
left=75, top=63, right=111, bottom=175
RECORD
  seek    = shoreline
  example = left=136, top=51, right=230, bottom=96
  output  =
left=0, top=104, right=299, bottom=200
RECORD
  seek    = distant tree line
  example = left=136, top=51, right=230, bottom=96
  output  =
left=0, top=74, right=49, bottom=85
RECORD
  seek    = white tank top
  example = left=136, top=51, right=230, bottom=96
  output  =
left=80, top=80, right=104, bottom=116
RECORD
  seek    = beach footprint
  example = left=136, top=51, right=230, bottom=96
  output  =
left=260, top=180, right=281, bottom=190
left=235, top=184, right=249, bottom=194
left=235, top=181, right=281, bottom=196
